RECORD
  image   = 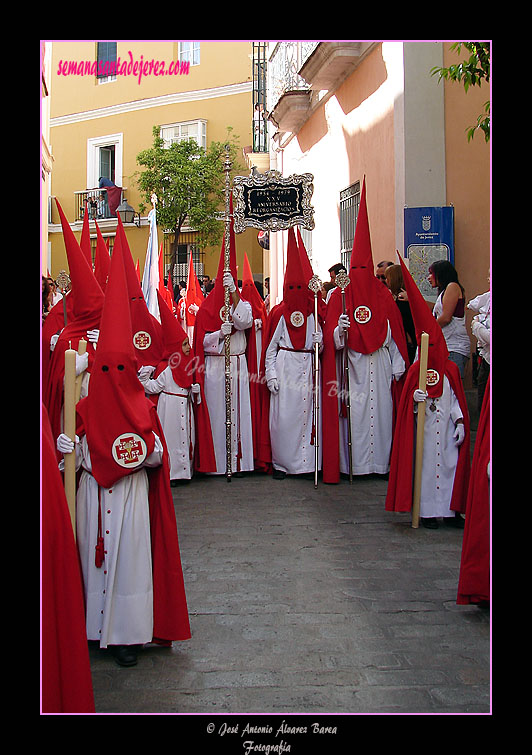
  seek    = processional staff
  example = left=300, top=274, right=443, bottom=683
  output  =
left=223, top=144, right=233, bottom=482
left=56, top=270, right=71, bottom=327
left=308, top=274, right=323, bottom=489
left=411, top=331, right=429, bottom=529
left=335, top=270, right=353, bottom=484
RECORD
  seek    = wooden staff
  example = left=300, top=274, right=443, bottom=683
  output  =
left=412, top=331, right=429, bottom=529
left=308, top=274, right=323, bottom=489
left=63, top=343, right=77, bottom=537
left=335, top=270, right=353, bottom=484
left=223, top=144, right=233, bottom=482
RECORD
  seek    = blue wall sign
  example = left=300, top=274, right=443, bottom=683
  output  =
left=404, top=206, right=454, bottom=302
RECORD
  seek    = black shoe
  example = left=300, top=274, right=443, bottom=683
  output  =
left=109, top=644, right=138, bottom=667
left=421, top=517, right=439, bottom=529
left=272, top=469, right=286, bottom=480
left=443, top=513, right=465, bottom=529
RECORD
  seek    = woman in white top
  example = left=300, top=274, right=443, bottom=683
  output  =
left=428, top=260, right=470, bottom=378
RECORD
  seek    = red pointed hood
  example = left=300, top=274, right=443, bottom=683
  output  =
left=184, top=251, right=204, bottom=327
left=55, top=199, right=104, bottom=323
left=240, top=253, right=267, bottom=322
left=397, top=253, right=449, bottom=397
left=93, top=220, right=110, bottom=291
left=344, top=177, right=388, bottom=354
left=296, top=226, right=326, bottom=323
left=156, top=290, right=194, bottom=388
left=115, top=214, right=164, bottom=367
left=79, top=206, right=93, bottom=268
left=195, top=194, right=238, bottom=334
left=281, top=227, right=312, bottom=350
left=77, top=226, right=156, bottom=489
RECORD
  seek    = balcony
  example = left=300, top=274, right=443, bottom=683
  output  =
left=267, top=42, right=317, bottom=134
left=298, top=41, right=374, bottom=90
left=74, top=186, right=127, bottom=223
left=267, top=41, right=376, bottom=137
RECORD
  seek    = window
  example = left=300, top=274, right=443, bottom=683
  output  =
left=178, top=42, right=200, bottom=66
left=87, top=133, right=123, bottom=189
left=339, top=181, right=360, bottom=268
left=160, top=120, right=207, bottom=150
left=96, top=41, right=117, bottom=83
left=99, top=145, right=115, bottom=184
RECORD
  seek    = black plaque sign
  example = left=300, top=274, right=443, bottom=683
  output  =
left=232, top=170, right=314, bottom=233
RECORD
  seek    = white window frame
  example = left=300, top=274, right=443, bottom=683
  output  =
left=160, top=120, right=207, bottom=150
left=178, top=42, right=200, bottom=66
left=87, top=133, right=123, bottom=189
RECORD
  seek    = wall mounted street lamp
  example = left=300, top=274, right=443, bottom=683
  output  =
left=117, top=199, right=141, bottom=227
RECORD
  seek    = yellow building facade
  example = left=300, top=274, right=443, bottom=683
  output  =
left=47, top=40, right=265, bottom=284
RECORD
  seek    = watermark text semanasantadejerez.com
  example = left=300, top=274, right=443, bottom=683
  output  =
left=56, top=51, right=190, bottom=85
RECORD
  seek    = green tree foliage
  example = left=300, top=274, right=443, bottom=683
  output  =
left=431, top=42, right=490, bottom=142
left=134, top=126, right=242, bottom=281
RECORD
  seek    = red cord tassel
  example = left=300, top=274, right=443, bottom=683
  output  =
left=95, top=536, right=105, bottom=568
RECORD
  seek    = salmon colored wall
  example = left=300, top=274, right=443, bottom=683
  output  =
left=442, top=44, right=491, bottom=386
left=443, top=45, right=491, bottom=305
left=280, top=44, right=396, bottom=285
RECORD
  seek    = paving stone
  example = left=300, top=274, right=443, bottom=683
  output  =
left=88, top=469, right=490, bottom=718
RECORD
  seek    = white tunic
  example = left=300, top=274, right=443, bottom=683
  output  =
left=75, top=433, right=164, bottom=648
left=416, top=375, right=463, bottom=518
left=265, top=314, right=322, bottom=474
left=334, top=323, right=406, bottom=475
left=141, top=366, right=195, bottom=480
left=202, top=298, right=254, bottom=474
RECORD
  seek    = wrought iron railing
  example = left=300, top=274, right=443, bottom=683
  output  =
left=267, top=41, right=318, bottom=112
left=74, top=187, right=125, bottom=222
left=252, top=42, right=268, bottom=152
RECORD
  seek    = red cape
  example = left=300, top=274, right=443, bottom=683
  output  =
left=152, top=292, right=217, bottom=474
left=385, top=358, right=471, bottom=514
left=41, top=404, right=95, bottom=713
left=457, top=376, right=490, bottom=605
left=75, top=401, right=191, bottom=642
left=321, top=285, right=408, bottom=484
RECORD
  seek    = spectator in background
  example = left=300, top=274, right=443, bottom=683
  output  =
left=384, top=264, right=416, bottom=365
left=326, top=263, right=347, bottom=302
left=375, top=260, right=394, bottom=283
left=428, top=260, right=470, bottom=379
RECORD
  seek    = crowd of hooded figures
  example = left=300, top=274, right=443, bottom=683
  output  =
left=41, top=181, right=490, bottom=714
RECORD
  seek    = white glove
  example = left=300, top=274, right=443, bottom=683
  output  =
left=57, top=433, right=78, bottom=455
left=337, top=314, right=350, bottom=333
left=267, top=377, right=279, bottom=395
left=191, top=383, right=201, bottom=403
left=138, top=365, right=155, bottom=381
left=223, top=272, right=236, bottom=292
left=254, top=318, right=262, bottom=331
left=188, top=303, right=199, bottom=315
left=312, top=331, right=322, bottom=346
left=75, top=351, right=89, bottom=376
left=86, top=329, right=100, bottom=343
left=220, top=320, right=232, bottom=337
left=50, top=333, right=60, bottom=352
left=413, top=389, right=428, bottom=403
left=453, top=422, right=465, bottom=446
